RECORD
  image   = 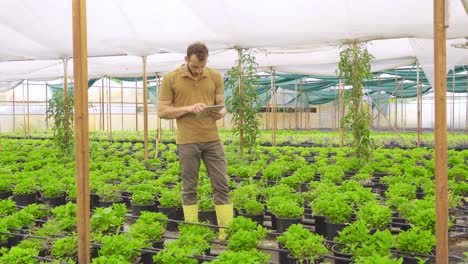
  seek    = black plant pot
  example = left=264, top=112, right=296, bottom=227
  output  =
left=199, top=209, right=219, bottom=232
left=140, top=239, right=165, bottom=264
left=238, top=212, right=264, bottom=226
left=132, top=203, right=157, bottom=216
left=120, top=191, right=132, bottom=209
left=398, top=254, right=432, bottom=264
left=270, top=213, right=277, bottom=230
left=158, top=206, right=183, bottom=231
left=42, top=195, right=66, bottom=207
left=90, top=193, right=99, bottom=209
left=276, top=216, right=301, bottom=233
left=13, top=193, right=37, bottom=206
left=325, top=221, right=347, bottom=241
left=331, top=244, right=353, bottom=264
left=0, top=190, right=12, bottom=200
left=303, top=203, right=312, bottom=220
left=278, top=242, right=289, bottom=264
left=314, top=215, right=326, bottom=237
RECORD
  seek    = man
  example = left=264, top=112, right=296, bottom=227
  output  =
left=157, top=42, right=233, bottom=241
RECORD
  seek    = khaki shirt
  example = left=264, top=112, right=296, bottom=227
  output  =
left=158, top=64, right=224, bottom=144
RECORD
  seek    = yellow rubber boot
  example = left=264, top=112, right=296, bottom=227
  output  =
left=182, top=204, right=199, bottom=223
left=215, top=203, right=234, bottom=241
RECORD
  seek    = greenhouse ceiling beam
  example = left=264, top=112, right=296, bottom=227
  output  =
left=72, top=0, right=91, bottom=263
left=434, top=0, right=449, bottom=263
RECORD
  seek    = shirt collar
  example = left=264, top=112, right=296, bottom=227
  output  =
left=179, top=64, right=208, bottom=79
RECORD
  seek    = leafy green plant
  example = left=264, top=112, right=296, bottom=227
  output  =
left=353, top=229, right=395, bottom=259
left=91, top=203, right=128, bottom=233
left=96, top=184, right=122, bottom=203
left=335, top=220, right=372, bottom=254
left=225, top=48, right=261, bottom=158
left=13, top=178, right=37, bottom=195
left=0, top=176, right=13, bottom=192
left=227, top=224, right=268, bottom=252
left=46, top=89, right=74, bottom=156
left=50, top=202, right=77, bottom=232
left=51, top=235, right=78, bottom=259
left=41, top=181, right=65, bottom=198
left=312, top=192, right=353, bottom=224
left=267, top=198, right=303, bottom=219
left=277, top=224, right=327, bottom=262
left=0, top=246, right=39, bottom=264
left=158, top=186, right=182, bottom=208
left=225, top=216, right=259, bottom=238
left=0, top=198, right=17, bottom=216
left=396, top=227, right=435, bottom=255
left=318, top=165, right=345, bottom=184
left=355, top=254, right=403, bottom=264
left=243, top=200, right=264, bottom=215
left=131, top=190, right=155, bottom=206
left=356, top=201, right=392, bottom=229
left=98, top=233, right=149, bottom=262
left=92, top=255, right=131, bottom=264
left=337, top=42, right=374, bottom=165
left=211, top=249, right=270, bottom=264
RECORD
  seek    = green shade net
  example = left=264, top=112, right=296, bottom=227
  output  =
left=47, top=79, right=99, bottom=96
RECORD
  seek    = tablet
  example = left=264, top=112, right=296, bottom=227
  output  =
left=195, top=105, right=225, bottom=119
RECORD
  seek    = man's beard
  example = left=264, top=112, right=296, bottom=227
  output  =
left=188, top=67, right=199, bottom=77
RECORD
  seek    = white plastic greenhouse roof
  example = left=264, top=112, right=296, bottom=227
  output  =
left=0, top=0, right=468, bottom=86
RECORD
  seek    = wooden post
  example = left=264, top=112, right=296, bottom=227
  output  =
left=155, top=74, right=162, bottom=158
left=142, top=56, right=149, bottom=160
left=377, top=75, right=381, bottom=132
left=394, top=70, right=398, bottom=130
left=100, top=78, right=105, bottom=131
left=400, top=79, right=404, bottom=131
left=12, top=86, right=16, bottom=133
left=300, top=79, right=303, bottom=129
left=417, top=63, right=421, bottom=147
left=237, top=48, right=244, bottom=158
left=63, top=59, right=70, bottom=144
left=135, top=80, right=138, bottom=131
left=339, top=80, right=344, bottom=146
left=72, top=0, right=91, bottom=262
left=282, top=88, right=285, bottom=129
left=0, top=120, right=2, bottom=151
left=466, top=72, right=468, bottom=131
left=26, top=80, right=30, bottom=137
left=434, top=0, right=449, bottom=262
left=45, top=81, right=49, bottom=130
left=294, top=79, right=298, bottom=129
left=271, top=68, right=276, bottom=146
left=318, top=105, right=321, bottom=129
left=452, top=69, right=455, bottom=133
left=120, top=81, right=123, bottom=131
left=108, top=77, right=112, bottom=140
left=22, top=82, right=26, bottom=137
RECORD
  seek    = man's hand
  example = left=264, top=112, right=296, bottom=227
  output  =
left=189, top=103, right=206, bottom=114
left=208, top=107, right=226, bottom=120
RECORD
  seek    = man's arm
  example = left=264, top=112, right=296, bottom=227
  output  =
left=207, top=94, right=226, bottom=120
left=158, top=102, right=206, bottom=119
left=157, top=73, right=206, bottom=119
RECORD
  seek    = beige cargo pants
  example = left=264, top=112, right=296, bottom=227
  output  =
left=178, top=140, right=231, bottom=206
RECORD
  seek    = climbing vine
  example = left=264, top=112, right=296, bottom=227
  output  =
left=46, top=89, right=74, bottom=156
left=337, top=42, right=374, bottom=164
left=225, top=48, right=261, bottom=159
